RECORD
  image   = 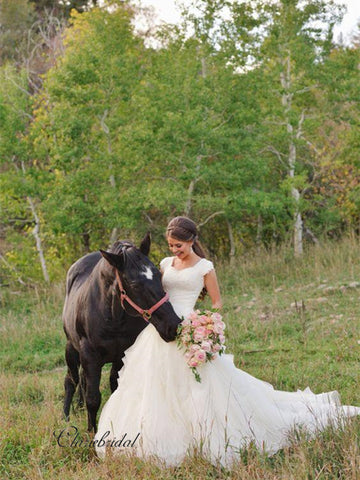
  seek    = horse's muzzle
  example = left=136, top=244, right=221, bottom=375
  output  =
left=161, top=322, right=179, bottom=343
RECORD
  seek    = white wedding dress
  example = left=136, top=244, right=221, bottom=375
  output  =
left=95, top=257, right=360, bottom=466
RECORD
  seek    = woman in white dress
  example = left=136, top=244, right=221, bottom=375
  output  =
left=95, top=216, right=360, bottom=466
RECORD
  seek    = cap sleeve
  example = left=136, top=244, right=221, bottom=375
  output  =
left=160, top=257, right=172, bottom=273
left=198, top=259, right=214, bottom=276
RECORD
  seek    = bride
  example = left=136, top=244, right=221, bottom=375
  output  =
left=95, top=216, right=360, bottom=466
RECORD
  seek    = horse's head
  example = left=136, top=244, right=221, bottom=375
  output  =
left=100, top=233, right=180, bottom=342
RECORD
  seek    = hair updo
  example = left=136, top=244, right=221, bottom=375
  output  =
left=166, top=216, right=206, bottom=259
left=166, top=216, right=208, bottom=300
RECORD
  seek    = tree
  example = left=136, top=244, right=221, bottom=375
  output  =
left=0, top=64, right=50, bottom=282
left=305, top=43, right=360, bottom=235
left=219, top=0, right=345, bottom=255
left=115, top=30, right=271, bottom=256
left=30, top=0, right=98, bottom=18
left=30, top=3, right=148, bottom=256
left=0, top=0, right=36, bottom=64
left=3, top=0, right=358, bottom=285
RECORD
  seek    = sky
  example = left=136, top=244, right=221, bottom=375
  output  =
left=139, top=0, right=360, bottom=44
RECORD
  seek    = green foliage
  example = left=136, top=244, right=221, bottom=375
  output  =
left=1, top=0, right=359, bottom=284
left=0, top=65, right=30, bottom=161
left=28, top=5, right=252, bottom=264
left=29, top=5, right=148, bottom=256
left=0, top=65, right=32, bottom=243
left=225, top=0, right=355, bottom=246
left=0, top=64, right=52, bottom=283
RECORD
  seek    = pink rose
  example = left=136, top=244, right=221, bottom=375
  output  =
left=212, top=324, right=221, bottom=334
left=212, top=343, right=221, bottom=352
left=219, top=334, right=226, bottom=344
left=200, top=315, right=209, bottom=325
left=193, top=349, right=206, bottom=363
left=184, top=351, right=192, bottom=360
left=192, top=319, right=202, bottom=327
left=189, top=357, right=199, bottom=367
left=189, top=344, right=201, bottom=354
left=201, top=340, right=212, bottom=352
left=211, top=312, right=222, bottom=322
left=193, top=326, right=208, bottom=342
left=213, top=321, right=226, bottom=334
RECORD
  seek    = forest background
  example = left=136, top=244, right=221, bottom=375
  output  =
left=0, top=0, right=360, bottom=285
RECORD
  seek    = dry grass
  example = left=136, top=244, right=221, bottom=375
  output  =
left=1, top=237, right=360, bottom=479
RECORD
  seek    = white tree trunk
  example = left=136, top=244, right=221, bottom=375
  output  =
left=27, top=196, right=50, bottom=282
left=280, top=55, right=303, bottom=257
left=292, top=189, right=303, bottom=257
left=289, top=146, right=303, bottom=257
left=109, top=227, right=119, bottom=246
left=18, top=160, right=50, bottom=283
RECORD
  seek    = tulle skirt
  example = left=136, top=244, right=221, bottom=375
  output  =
left=95, top=324, right=360, bottom=466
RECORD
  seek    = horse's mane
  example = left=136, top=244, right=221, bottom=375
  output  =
left=110, top=240, right=145, bottom=271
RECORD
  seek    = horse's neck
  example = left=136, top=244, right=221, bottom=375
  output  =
left=99, top=265, right=127, bottom=322
left=87, top=260, right=116, bottom=303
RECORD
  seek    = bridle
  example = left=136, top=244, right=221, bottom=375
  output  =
left=115, top=269, right=169, bottom=322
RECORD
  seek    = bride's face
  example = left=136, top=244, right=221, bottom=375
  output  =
left=167, top=236, right=192, bottom=260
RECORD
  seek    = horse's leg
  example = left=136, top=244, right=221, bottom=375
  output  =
left=78, top=367, right=86, bottom=408
left=110, top=358, right=123, bottom=393
left=80, top=341, right=102, bottom=432
left=84, top=363, right=102, bottom=433
left=64, top=341, right=80, bottom=421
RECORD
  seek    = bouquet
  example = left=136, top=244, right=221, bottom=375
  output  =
left=176, top=309, right=226, bottom=382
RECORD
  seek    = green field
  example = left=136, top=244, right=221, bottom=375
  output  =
left=1, top=238, right=359, bottom=479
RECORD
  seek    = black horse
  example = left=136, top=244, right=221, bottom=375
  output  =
left=62, top=233, right=180, bottom=432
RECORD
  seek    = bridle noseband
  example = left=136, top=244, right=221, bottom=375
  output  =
left=115, top=269, right=169, bottom=322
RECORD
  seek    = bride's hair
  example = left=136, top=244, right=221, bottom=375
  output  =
left=166, top=216, right=206, bottom=258
left=166, top=216, right=207, bottom=300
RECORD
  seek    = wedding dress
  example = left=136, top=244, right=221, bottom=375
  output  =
left=95, top=257, right=360, bottom=466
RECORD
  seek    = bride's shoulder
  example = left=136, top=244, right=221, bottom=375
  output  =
left=159, top=256, right=173, bottom=272
left=197, top=258, right=214, bottom=275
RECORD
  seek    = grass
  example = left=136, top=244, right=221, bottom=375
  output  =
left=0, top=237, right=359, bottom=479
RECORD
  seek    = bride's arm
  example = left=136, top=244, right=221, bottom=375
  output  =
left=204, top=270, right=222, bottom=310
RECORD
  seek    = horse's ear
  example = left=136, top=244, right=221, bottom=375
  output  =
left=100, top=249, right=124, bottom=270
left=139, top=232, right=151, bottom=257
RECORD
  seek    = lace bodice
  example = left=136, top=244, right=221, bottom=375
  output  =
left=160, top=256, right=214, bottom=318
